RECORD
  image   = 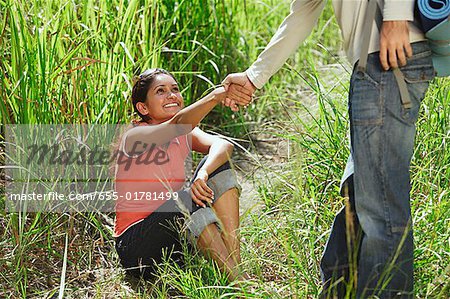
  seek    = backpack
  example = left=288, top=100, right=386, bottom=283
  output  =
left=415, top=0, right=450, bottom=77
left=358, top=0, right=449, bottom=109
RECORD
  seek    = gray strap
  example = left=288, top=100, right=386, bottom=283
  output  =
left=393, top=68, right=412, bottom=109
left=359, top=0, right=412, bottom=109
left=374, top=1, right=383, bottom=31
left=357, top=0, right=378, bottom=72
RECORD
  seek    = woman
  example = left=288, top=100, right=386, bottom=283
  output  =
left=114, top=68, right=244, bottom=281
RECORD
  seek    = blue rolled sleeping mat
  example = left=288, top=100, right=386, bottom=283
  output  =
left=416, top=0, right=450, bottom=76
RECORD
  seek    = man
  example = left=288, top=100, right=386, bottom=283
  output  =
left=222, top=0, right=435, bottom=297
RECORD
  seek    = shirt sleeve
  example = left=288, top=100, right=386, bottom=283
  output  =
left=245, top=0, right=326, bottom=89
left=383, top=0, right=415, bottom=21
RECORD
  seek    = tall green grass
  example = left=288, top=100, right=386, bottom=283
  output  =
left=1, top=0, right=449, bottom=298
left=0, top=0, right=289, bottom=131
left=0, top=0, right=291, bottom=297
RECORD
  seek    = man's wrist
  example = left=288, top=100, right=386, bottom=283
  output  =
left=245, top=69, right=263, bottom=90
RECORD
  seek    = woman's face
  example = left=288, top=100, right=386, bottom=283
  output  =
left=142, top=74, right=184, bottom=124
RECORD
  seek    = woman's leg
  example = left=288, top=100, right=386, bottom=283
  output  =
left=196, top=223, right=240, bottom=280
left=211, top=187, right=241, bottom=265
left=190, top=187, right=244, bottom=281
left=186, top=156, right=246, bottom=280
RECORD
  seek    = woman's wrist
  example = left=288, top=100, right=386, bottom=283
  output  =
left=211, top=86, right=226, bottom=104
left=196, top=167, right=209, bottom=181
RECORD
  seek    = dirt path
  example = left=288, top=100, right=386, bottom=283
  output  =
left=233, top=135, right=291, bottom=218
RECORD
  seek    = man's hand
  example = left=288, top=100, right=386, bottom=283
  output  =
left=379, top=21, right=412, bottom=71
left=222, top=72, right=257, bottom=110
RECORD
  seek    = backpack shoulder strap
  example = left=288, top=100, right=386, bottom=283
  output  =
left=357, top=0, right=379, bottom=72
left=358, top=0, right=412, bottom=109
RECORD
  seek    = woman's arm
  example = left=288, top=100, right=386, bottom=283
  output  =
left=123, top=87, right=226, bottom=154
left=189, top=127, right=234, bottom=207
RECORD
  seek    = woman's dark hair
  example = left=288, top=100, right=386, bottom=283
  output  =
left=131, top=68, right=177, bottom=122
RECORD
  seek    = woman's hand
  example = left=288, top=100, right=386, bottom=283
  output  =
left=222, top=72, right=256, bottom=106
left=190, top=168, right=214, bottom=208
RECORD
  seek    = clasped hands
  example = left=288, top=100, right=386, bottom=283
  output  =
left=221, top=72, right=257, bottom=111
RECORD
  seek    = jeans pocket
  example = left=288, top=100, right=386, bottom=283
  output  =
left=400, top=64, right=435, bottom=124
left=402, top=65, right=435, bottom=84
left=350, top=70, right=382, bottom=126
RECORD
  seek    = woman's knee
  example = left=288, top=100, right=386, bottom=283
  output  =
left=207, top=168, right=241, bottom=201
left=185, top=207, right=219, bottom=237
left=213, top=187, right=239, bottom=204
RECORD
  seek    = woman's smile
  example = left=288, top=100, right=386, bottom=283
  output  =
left=163, top=102, right=181, bottom=109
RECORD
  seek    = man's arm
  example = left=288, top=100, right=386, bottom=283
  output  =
left=223, top=0, right=326, bottom=106
left=379, top=0, right=416, bottom=70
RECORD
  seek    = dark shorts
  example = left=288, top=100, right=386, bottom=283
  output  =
left=115, top=156, right=240, bottom=279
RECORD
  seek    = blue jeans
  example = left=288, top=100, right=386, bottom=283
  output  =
left=320, top=41, right=435, bottom=298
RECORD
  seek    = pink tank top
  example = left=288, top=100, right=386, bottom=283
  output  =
left=114, top=127, right=190, bottom=237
